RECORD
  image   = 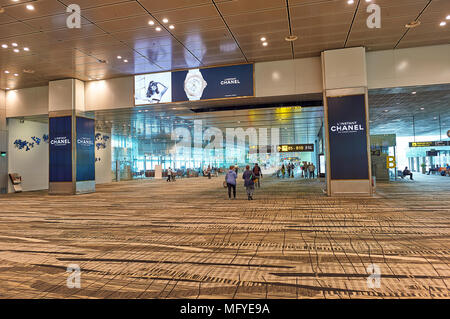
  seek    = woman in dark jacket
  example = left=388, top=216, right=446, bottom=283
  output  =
left=242, top=165, right=255, bottom=200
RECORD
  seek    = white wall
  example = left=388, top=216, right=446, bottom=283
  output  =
left=95, top=131, right=112, bottom=184
left=8, top=118, right=48, bottom=192
left=255, top=57, right=323, bottom=97
left=6, top=86, right=49, bottom=118
left=85, top=77, right=134, bottom=111
left=5, top=44, right=450, bottom=117
left=367, top=44, right=450, bottom=89
left=322, top=47, right=367, bottom=90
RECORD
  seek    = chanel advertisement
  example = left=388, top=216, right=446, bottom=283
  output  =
left=134, top=64, right=254, bottom=105
left=76, top=117, right=95, bottom=182
left=49, top=116, right=73, bottom=182
left=171, top=64, right=254, bottom=102
left=327, top=94, right=369, bottom=180
left=135, top=72, right=172, bottom=105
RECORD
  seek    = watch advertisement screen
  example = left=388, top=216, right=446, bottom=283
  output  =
left=327, top=94, right=369, bottom=180
left=172, top=64, right=254, bottom=102
left=135, top=72, right=172, bottom=105
left=49, top=116, right=72, bottom=182
left=76, top=117, right=95, bottom=182
left=134, top=64, right=254, bottom=105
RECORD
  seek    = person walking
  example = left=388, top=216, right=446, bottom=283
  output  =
left=281, top=164, right=286, bottom=178
left=252, top=163, right=262, bottom=188
left=167, top=167, right=172, bottom=182
left=309, top=163, right=316, bottom=179
left=225, top=166, right=237, bottom=199
left=287, top=163, right=291, bottom=178
left=242, top=165, right=255, bottom=200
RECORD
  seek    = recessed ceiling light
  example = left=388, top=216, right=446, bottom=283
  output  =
left=23, top=47, right=29, bottom=51
left=5, top=88, right=10, bottom=90
left=124, top=59, right=128, bottom=63
left=285, top=35, right=298, bottom=42
left=155, top=27, right=161, bottom=31
left=26, top=4, right=34, bottom=10
left=384, top=110, right=389, bottom=112
left=447, top=15, right=450, bottom=20
left=117, top=55, right=122, bottom=59
left=162, top=18, right=169, bottom=23
left=4, top=70, right=9, bottom=74
left=148, top=20, right=154, bottom=25
left=169, top=25, right=174, bottom=29
left=412, top=91, right=417, bottom=94
left=347, top=0, right=354, bottom=4
left=365, top=0, right=372, bottom=2
left=14, top=73, right=18, bottom=76
left=440, top=21, right=447, bottom=27
left=13, top=49, right=19, bottom=52
left=1, top=44, right=7, bottom=48
left=12, top=43, right=18, bottom=47
left=420, top=107, right=424, bottom=110
left=260, top=37, right=266, bottom=42
left=434, top=117, right=437, bottom=120
left=262, top=42, right=268, bottom=46
left=405, top=20, right=421, bottom=28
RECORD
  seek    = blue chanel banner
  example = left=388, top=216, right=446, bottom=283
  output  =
left=49, top=116, right=72, bottom=182
left=134, top=64, right=254, bottom=105
left=327, top=95, right=369, bottom=180
left=76, top=117, right=95, bottom=181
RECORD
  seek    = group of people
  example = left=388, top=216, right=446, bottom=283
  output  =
left=301, top=162, right=316, bottom=179
left=225, top=163, right=262, bottom=200
left=279, top=163, right=296, bottom=178
left=166, top=167, right=176, bottom=182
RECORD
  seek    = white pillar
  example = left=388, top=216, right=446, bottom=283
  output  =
left=321, top=47, right=373, bottom=196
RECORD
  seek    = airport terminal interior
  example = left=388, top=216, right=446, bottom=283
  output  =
left=0, top=0, right=449, bottom=299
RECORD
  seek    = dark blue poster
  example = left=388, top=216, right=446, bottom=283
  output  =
left=327, top=95, right=369, bottom=180
left=76, top=117, right=95, bottom=181
left=49, top=116, right=72, bottom=182
left=171, top=64, right=254, bottom=102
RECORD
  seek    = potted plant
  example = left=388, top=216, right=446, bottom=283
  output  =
left=421, top=163, right=427, bottom=174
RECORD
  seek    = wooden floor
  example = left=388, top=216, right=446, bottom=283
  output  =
left=0, top=174, right=449, bottom=299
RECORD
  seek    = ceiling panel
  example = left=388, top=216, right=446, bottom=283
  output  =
left=0, top=0, right=449, bottom=90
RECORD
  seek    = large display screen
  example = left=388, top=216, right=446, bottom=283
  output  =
left=49, top=116, right=72, bottom=182
left=327, top=95, right=369, bottom=180
left=134, top=64, right=254, bottom=105
left=76, top=117, right=95, bottom=181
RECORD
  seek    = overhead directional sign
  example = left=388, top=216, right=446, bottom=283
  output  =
left=277, top=144, right=314, bottom=153
left=409, top=141, right=450, bottom=147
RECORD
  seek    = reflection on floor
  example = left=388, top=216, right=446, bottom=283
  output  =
left=0, top=175, right=448, bottom=299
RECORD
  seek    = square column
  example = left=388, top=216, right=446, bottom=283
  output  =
left=48, top=79, right=95, bottom=195
left=321, top=47, right=373, bottom=196
left=0, top=89, right=7, bottom=194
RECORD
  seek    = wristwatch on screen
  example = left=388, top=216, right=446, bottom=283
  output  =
left=184, top=69, right=207, bottom=101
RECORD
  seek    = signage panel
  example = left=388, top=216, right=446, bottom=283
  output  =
left=409, top=141, right=450, bottom=147
left=277, top=144, right=314, bottom=153
left=49, top=116, right=72, bottom=182
left=134, top=64, right=254, bottom=105
left=327, top=95, right=369, bottom=180
left=76, top=117, right=95, bottom=181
